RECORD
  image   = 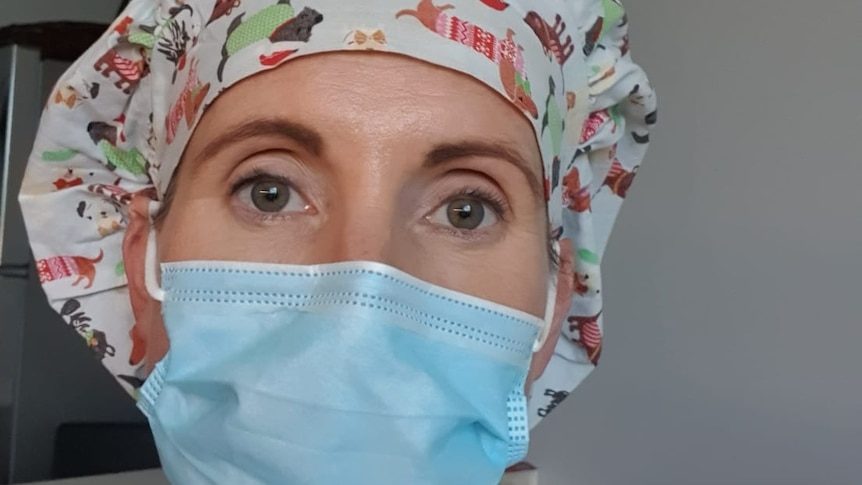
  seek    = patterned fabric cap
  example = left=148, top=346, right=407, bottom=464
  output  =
left=18, top=0, right=656, bottom=427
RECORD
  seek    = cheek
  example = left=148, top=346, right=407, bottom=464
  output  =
left=158, top=193, right=240, bottom=261
left=412, top=229, right=549, bottom=317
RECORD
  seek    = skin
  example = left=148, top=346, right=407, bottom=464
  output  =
left=124, top=51, right=575, bottom=392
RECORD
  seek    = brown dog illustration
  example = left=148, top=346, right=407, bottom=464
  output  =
left=499, top=29, right=538, bottom=119
left=36, top=250, right=104, bottom=290
left=602, top=158, right=639, bottom=198
left=395, top=0, right=454, bottom=31
left=562, top=167, right=591, bottom=213
left=397, top=1, right=537, bottom=119
left=53, top=81, right=100, bottom=109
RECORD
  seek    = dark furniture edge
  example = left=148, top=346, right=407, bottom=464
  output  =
left=0, top=22, right=110, bottom=62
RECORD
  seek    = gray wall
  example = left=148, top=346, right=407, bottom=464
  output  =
left=529, top=1, right=862, bottom=484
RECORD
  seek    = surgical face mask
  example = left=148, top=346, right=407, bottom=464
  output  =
left=139, top=209, right=556, bottom=485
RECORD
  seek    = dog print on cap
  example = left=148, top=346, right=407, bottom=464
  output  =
left=396, top=0, right=538, bottom=119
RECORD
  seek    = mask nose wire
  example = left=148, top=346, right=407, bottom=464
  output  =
left=145, top=201, right=166, bottom=302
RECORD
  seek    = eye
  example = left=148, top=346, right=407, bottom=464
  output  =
left=234, top=174, right=311, bottom=215
left=428, top=194, right=501, bottom=231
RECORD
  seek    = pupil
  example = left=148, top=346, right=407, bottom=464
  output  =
left=261, top=186, right=279, bottom=201
left=251, top=181, right=290, bottom=212
left=447, top=198, right=484, bottom=230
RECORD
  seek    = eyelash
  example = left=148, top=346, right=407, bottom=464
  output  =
left=229, top=168, right=293, bottom=194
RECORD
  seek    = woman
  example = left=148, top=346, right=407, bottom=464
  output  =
left=19, top=0, right=656, bottom=483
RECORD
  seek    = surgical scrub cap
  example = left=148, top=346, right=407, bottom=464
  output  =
left=18, top=0, right=656, bottom=426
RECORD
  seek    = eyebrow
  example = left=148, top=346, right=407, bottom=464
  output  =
left=191, top=118, right=323, bottom=168
left=424, top=141, right=544, bottom=200
left=191, top=118, right=544, bottom=199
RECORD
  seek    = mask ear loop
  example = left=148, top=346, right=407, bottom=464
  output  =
left=533, top=240, right=560, bottom=353
left=144, top=201, right=166, bottom=302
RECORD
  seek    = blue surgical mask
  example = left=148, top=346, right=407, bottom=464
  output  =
left=139, top=218, right=555, bottom=485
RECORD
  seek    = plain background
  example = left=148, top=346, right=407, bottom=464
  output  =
left=3, top=0, right=862, bottom=483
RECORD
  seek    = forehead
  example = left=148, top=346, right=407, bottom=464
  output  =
left=178, top=52, right=542, bottom=194
left=192, top=52, right=540, bottom=154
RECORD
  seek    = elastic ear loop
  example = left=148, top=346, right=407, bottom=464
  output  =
left=533, top=240, right=560, bottom=353
left=143, top=200, right=558, bottom=341
left=144, top=201, right=166, bottom=302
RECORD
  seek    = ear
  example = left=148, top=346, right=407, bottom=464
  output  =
left=527, top=237, right=576, bottom=391
left=123, top=192, right=159, bottom=370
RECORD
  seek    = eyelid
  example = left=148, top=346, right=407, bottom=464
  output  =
left=229, top=168, right=294, bottom=195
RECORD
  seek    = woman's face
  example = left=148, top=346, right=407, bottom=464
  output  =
left=129, top=52, right=570, bottom=381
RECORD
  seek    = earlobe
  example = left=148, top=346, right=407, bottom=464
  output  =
left=124, top=191, right=156, bottom=366
left=526, top=238, right=575, bottom=389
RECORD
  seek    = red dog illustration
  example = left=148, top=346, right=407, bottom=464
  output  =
left=397, top=0, right=537, bottom=119
left=93, top=47, right=149, bottom=94
left=479, top=0, right=508, bottom=10
left=165, top=58, right=211, bottom=144
left=53, top=169, right=84, bottom=190
left=524, top=11, right=574, bottom=66
left=602, top=157, right=639, bottom=199
left=568, top=312, right=602, bottom=365
left=208, top=0, right=242, bottom=25
left=499, top=29, right=538, bottom=119
left=562, top=167, right=591, bottom=213
left=580, top=108, right=612, bottom=143
left=36, top=250, right=104, bottom=290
